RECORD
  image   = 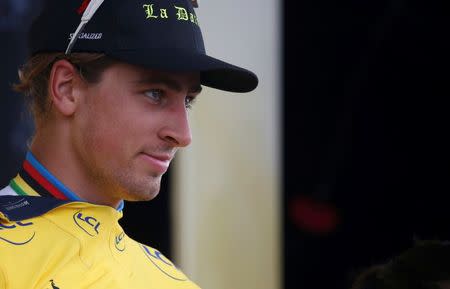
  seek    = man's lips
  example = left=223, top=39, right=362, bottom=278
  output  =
left=139, top=152, right=173, bottom=174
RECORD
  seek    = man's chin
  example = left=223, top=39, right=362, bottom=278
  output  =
left=116, top=173, right=162, bottom=201
left=124, top=187, right=160, bottom=202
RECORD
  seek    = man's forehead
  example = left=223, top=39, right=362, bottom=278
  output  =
left=131, top=66, right=202, bottom=93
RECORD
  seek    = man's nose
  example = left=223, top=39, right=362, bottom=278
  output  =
left=158, top=103, right=192, bottom=148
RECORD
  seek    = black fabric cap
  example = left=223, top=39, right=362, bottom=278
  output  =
left=29, top=0, right=258, bottom=93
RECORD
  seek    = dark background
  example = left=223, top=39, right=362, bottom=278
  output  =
left=284, top=0, right=449, bottom=288
left=1, top=1, right=449, bottom=289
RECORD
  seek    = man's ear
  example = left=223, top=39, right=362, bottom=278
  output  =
left=49, top=59, right=85, bottom=116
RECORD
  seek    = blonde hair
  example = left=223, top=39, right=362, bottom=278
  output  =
left=14, top=52, right=116, bottom=124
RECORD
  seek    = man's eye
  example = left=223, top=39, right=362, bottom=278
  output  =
left=185, top=96, right=196, bottom=109
left=144, top=89, right=163, bottom=102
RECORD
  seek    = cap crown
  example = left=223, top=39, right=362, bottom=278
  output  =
left=30, top=0, right=204, bottom=55
left=29, top=0, right=258, bottom=92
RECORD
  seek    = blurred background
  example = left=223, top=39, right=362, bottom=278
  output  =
left=0, top=0, right=448, bottom=289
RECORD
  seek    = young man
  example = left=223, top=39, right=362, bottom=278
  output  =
left=0, top=0, right=257, bottom=288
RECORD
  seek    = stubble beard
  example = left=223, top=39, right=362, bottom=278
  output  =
left=87, top=159, right=163, bottom=203
left=113, top=166, right=162, bottom=201
left=78, top=115, right=163, bottom=202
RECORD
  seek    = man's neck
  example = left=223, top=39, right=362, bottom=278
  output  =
left=29, top=127, right=124, bottom=209
left=20, top=146, right=124, bottom=210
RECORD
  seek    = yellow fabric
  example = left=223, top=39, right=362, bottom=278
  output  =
left=0, top=264, right=5, bottom=289
left=0, top=202, right=201, bottom=289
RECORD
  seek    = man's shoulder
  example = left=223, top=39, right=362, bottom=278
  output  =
left=0, top=195, right=203, bottom=288
left=0, top=213, right=43, bottom=250
left=0, top=196, right=76, bottom=249
left=0, top=196, right=107, bottom=279
left=0, top=197, right=83, bottom=279
left=0, top=195, right=119, bottom=238
left=0, top=195, right=106, bottom=251
left=0, top=198, right=87, bottom=288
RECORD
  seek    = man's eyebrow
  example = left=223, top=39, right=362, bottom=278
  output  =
left=135, top=75, right=202, bottom=94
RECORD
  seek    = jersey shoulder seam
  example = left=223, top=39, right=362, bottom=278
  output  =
left=39, top=215, right=90, bottom=269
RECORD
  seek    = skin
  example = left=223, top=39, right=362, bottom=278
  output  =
left=30, top=60, right=201, bottom=208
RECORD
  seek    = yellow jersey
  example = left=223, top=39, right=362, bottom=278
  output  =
left=0, top=152, right=201, bottom=289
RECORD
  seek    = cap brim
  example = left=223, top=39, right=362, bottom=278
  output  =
left=108, top=49, right=258, bottom=93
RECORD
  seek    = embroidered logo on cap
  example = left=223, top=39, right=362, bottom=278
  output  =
left=142, top=3, right=199, bottom=26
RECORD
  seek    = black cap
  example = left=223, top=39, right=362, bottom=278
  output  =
left=29, top=0, right=258, bottom=93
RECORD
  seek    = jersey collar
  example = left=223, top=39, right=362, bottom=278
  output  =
left=9, top=151, right=124, bottom=212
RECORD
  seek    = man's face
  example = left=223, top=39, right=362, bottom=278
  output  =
left=73, top=62, right=201, bottom=203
